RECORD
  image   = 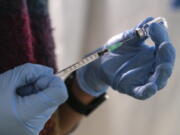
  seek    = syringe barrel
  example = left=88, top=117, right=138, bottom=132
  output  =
left=136, top=17, right=168, bottom=38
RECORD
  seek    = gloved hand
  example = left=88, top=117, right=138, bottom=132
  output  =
left=0, top=63, right=68, bottom=135
left=76, top=17, right=176, bottom=99
left=171, top=0, right=180, bottom=9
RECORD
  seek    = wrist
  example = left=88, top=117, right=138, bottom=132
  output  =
left=76, top=63, right=109, bottom=97
left=71, top=78, right=96, bottom=104
left=65, top=72, right=108, bottom=116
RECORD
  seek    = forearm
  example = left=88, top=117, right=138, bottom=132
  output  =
left=58, top=78, right=95, bottom=135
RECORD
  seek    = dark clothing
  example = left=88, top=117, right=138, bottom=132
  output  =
left=0, top=0, right=57, bottom=134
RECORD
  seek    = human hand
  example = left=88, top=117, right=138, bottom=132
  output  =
left=0, top=63, right=68, bottom=135
left=76, top=17, right=176, bottom=99
left=171, top=0, right=180, bottom=9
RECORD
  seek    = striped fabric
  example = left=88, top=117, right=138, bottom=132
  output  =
left=0, top=0, right=58, bottom=134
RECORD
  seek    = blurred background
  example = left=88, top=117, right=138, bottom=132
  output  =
left=49, top=0, right=180, bottom=135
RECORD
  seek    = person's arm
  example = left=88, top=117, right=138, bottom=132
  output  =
left=57, top=17, right=176, bottom=135
left=0, top=63, right=68, bottom=135
left=58, top=78, right=96, bottom=135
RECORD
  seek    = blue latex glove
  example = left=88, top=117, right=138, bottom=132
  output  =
left=0, top=63, right=68, bottom=135
left=171, top=0, right=180, bottom=9
left=76, top=17, right=176, bottom=99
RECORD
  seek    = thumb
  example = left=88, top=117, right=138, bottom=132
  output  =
left=18, top=76, right=68, bottom=119
left=149, top=23, right=170, bottom=46
left=12, top=63, right=54, bottom=88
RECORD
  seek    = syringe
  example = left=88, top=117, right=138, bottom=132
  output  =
left=136, top=17, right=168, bottom=38
left=56, top=17, right=168, bottom=79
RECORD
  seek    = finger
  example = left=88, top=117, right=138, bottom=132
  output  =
left=34, top=75, right=54, bottom=90
left=113, top=63, right=158, bottom=100
left=132, top=82, right=157, bottom=100
left=156, top=42, right=176, bottom=66
left=111, top=48, right=154, bottom=82
left=114, top=64, right=156, bottom=100
left=149, top=63, right=172, bottom=90
left=114, top=64, right=153, bottom=91
left=149, top=42, right=176, bottom=90
left=33, top=75, right=64, bottom=91
left=149, top=23, right=170, bottom=45
left=16, top=75, right=54, bottom=96
left=135, top=17, right=154, bottom=29
left=16, top=85, right=37, bottom=97
left=18, top=76, right=68, bottom=118
left=13, top=63, right=54, bottom=88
